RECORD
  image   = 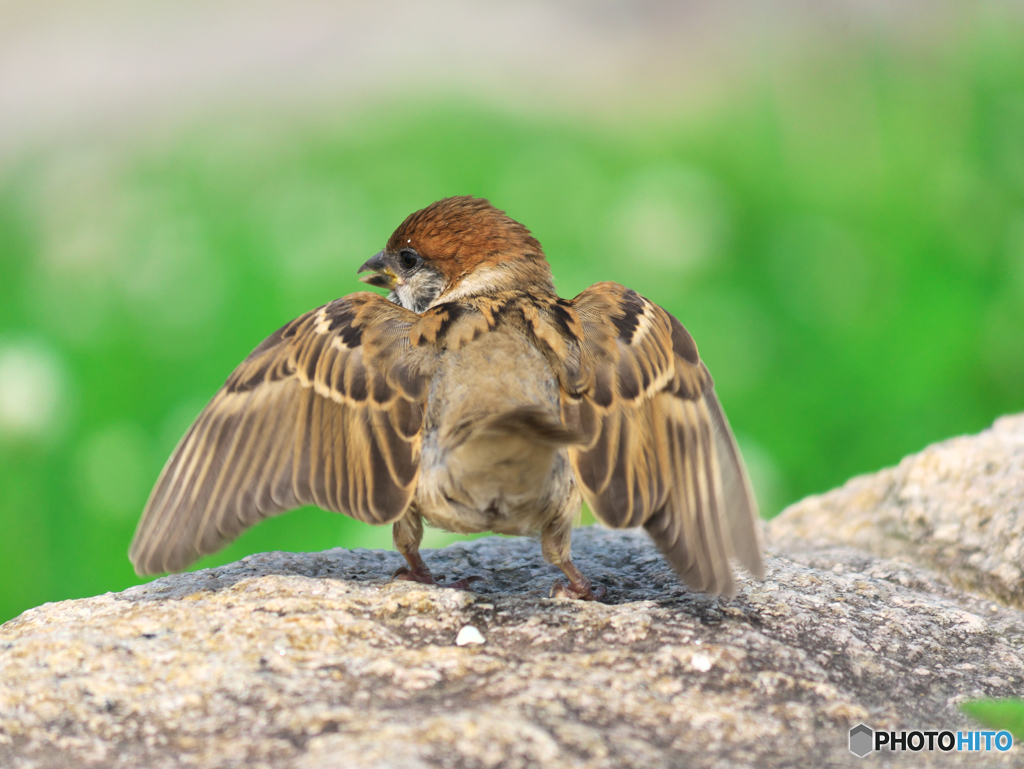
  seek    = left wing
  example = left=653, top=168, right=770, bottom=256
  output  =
left=129, top=293, right=436, bottom=575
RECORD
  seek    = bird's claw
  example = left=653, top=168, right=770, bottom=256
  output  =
left=549, top=579, right=607, bottom=601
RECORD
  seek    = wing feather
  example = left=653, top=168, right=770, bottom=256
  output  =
left=129, top=293, right=434, bottom=575
left=557, top=282, right=764, bottom=597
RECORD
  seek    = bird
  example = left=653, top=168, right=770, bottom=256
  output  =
left=129, top=196, right=764, bottom=599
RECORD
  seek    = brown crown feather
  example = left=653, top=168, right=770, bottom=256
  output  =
left=387, top=197, right=549, bottom=287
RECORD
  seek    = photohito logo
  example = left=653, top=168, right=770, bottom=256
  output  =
left=849, top=724, right=1013, bottom=757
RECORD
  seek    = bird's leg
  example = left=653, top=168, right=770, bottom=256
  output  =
left=390, top=512, right=482, bottom=590
left=542, top=518, right=607, bottom=600
left=391, top=511, right=433, bottom=581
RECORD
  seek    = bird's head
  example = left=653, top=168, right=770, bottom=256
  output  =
left=359, top=196, right=554, bottom=313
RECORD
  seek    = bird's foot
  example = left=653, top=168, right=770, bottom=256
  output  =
left=549, top=578, right=607, bottom=601
left=391, top=566, right=484, bottom=590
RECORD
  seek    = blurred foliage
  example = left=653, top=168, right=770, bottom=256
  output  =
left=962, top=699, right=1024, bottom=741
left=2, top=17, right=1024, bottom=625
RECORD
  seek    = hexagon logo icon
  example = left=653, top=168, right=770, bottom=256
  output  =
left=849, top=723, right=873, bottom=757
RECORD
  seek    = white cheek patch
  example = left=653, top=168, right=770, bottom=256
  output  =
left=395, top=284, right=416, bottom=309
left=394, top=270, right=444, bottom=313
left=437, top=265, right=506, bottom=305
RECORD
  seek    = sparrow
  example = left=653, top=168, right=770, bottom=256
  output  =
left=129, top=196, right=764, bottom=599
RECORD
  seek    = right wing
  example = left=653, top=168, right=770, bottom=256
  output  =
left=555, top=282, right=764, bottom=597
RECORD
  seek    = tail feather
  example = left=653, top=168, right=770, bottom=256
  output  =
left=476, top=405, right=585, bottom=446
left=441, top=405, right=583, bottom=503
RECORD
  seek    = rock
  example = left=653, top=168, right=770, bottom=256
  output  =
left=2, top=525, right=1024, bottom=768
left=5, top=414, right=1024, bottom=767
left=769, top=414, right=1024, bottom=609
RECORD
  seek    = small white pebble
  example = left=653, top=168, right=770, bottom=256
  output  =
left=691, top=653, right=712, bottom=672
left=455, top=625, right=485, bottom=646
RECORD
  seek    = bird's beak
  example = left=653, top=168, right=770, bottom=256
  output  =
left=358, top=251, right=399, bottom=290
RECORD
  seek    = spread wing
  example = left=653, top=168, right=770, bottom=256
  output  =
left=129, top=292, right=436, bottom=575
left=557, top=282, right=764, bottom=597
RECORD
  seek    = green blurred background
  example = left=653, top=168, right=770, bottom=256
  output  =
left=1, top=1, right=1023, bottom=625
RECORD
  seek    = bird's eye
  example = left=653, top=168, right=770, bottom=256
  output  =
left=399, top=249, right=421, bottom=271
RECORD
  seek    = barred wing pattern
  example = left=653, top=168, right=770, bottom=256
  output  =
left=558, top=282, right=764, bottom=597
left=129, top=293, right=434, bottom=575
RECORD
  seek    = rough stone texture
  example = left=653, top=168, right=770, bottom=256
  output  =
left=769, top=414, right=1024, bottom=609
left=2, top=526, right=1024, bottom=769
left=5, top=415, right=1024, bottom=768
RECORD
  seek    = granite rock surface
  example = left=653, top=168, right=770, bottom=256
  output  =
left=769, top=414, right=1024, bottom=609
left=3, top=416, right=1024, bottom=768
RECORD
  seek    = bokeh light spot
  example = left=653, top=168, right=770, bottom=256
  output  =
left=0, top=340, right=69, bottom=442
left=610, top=165, right=732, bottom=277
